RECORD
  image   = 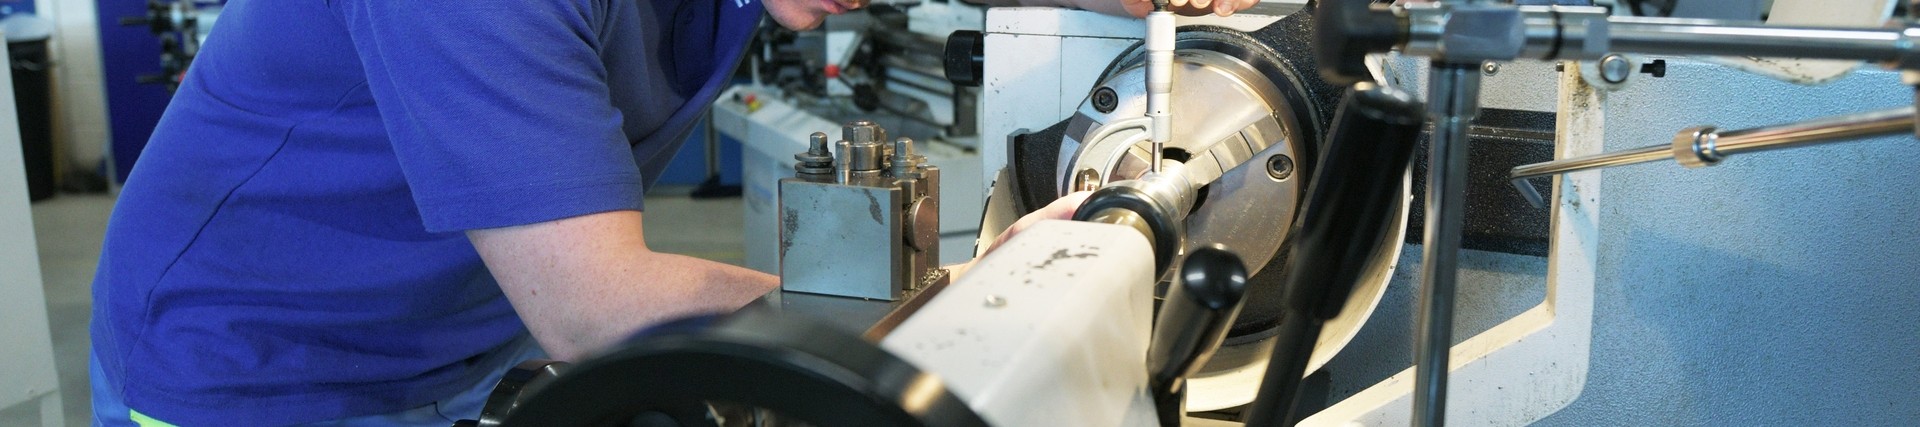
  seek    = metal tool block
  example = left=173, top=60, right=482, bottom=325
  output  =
left=778, top=121, right=945, bottom=301
left=779, top=181, right=908, bottom=300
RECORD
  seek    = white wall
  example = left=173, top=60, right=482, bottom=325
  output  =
left=34, top=0, right=112, bottom=179
left=0, top=37, right=64, bottom=426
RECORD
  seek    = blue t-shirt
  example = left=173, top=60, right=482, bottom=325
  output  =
left=88, top=0, right=763, bottom=424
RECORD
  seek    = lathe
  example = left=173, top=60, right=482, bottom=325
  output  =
left=457, top=0, right=1920, bottom=425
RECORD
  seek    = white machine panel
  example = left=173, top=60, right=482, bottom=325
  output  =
left=881, top=220, right=1157, bottom=427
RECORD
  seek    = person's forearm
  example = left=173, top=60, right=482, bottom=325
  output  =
left=470, top=211, right=780, bottom=361
left=526, top=252, right=775, bottom=361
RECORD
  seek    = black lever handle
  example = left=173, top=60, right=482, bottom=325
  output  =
left=1314, top=0, right=1402, bottom=86
left=1243, top=83, right=1424, bottom=427
left=1146, top=245, right=1250, bottom=427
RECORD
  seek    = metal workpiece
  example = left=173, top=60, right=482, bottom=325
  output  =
left=1509, top=105, right=1917, bottom=207
left=780, top=121, right=945, bottom=301
left=1047, top=21, right=1410, bottom=412
left=1415, top=63, right=1482, bottom=427
left=1083, top=207, right=1156, bottom=249
left=1060, top=46, right=1307, bottom=281
left=1072, top=170, right=1197, bottom=275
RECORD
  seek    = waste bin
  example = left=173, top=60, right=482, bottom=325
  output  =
left=6, top=14, right=53, bottom=201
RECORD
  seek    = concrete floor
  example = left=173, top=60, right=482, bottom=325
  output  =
left=0, top=188, right=747, bottom=426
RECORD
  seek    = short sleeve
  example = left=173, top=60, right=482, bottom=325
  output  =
left=334, top=0, right=643, bottom=233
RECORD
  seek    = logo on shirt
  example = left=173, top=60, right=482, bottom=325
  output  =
left=734, top=0, right=751, bottom=8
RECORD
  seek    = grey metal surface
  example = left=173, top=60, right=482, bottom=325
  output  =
left=722, top=86, right=986, bottom=275
left=776, top=291, right=902, bottom=336
left=778, top=120, right=947, bottom=302
left=1320, top=246, right=1549, bottom=407
left=1322, top=59, right=1920, bottom=424
left=779, top=181, right=904, bottom=300
left=1059, top=49, right=1307, bottom=278
left=1538, top=59, right=1920, bottom=426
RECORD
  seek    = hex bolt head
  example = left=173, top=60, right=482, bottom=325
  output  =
left=894, top=137, right=916, bottom=160
left=807, top=132, right=831, bottom=155
left=794, top=132, right=835, bottom=174
left=1266, top=154, right=1294, bottom=180
left=844, top=120, right=883, bottom=145
left=1092, top=87, right=1119, bottom=113
left=1600, top=54, right=1632, bottom=84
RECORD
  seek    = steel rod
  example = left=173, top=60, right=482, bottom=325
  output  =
left=1712, top=106, right=1914, bottom=155
left=1510, top=145, right=1670, bottom=182
left=1608, top=18, right=1912, bottom=63
left=1508, top=106, right=1916, bottom=207
left=1414, top=63, right=1480, bottom=427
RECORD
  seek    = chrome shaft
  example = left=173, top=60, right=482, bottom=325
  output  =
left=1415, top=63, right=1481, bottom=427
left=1510, top=106, right=1916, bottom=207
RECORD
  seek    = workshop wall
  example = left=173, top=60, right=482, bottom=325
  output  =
left=1320, top=60, right=1920, bottom=424
left=32, top=0, right=111, bottom=187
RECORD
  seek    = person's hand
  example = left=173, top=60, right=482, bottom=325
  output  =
left=945, top=191, right=1094, bottom=277
left=1118, top=0, right=1260, bottom=17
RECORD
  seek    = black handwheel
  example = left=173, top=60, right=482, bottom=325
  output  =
left=492, top=308, right=989, bottom=427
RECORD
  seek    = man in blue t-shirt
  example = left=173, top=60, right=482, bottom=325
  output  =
left=89, top=0, right=1253, bottom=424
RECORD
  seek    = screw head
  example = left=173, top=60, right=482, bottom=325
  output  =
left=1092, top=87, right=1119, bottom=113
left=844, top=121, right=884, bottom=145
left=1266, top=154, right=1294, bottom=180
left=1074, top=169, right=1101, bottom=192
left=1481, top=61, right=1499, bottom=76
left=807, top=132, right=831, bottom=155
left=1599, top=54, right=1632, bottom=84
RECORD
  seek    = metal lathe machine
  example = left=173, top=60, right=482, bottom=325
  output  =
left=459, top=0, right=1920, bottom=425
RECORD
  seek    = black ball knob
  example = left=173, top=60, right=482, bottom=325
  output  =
left=944, top=30, right=986, bottom=87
